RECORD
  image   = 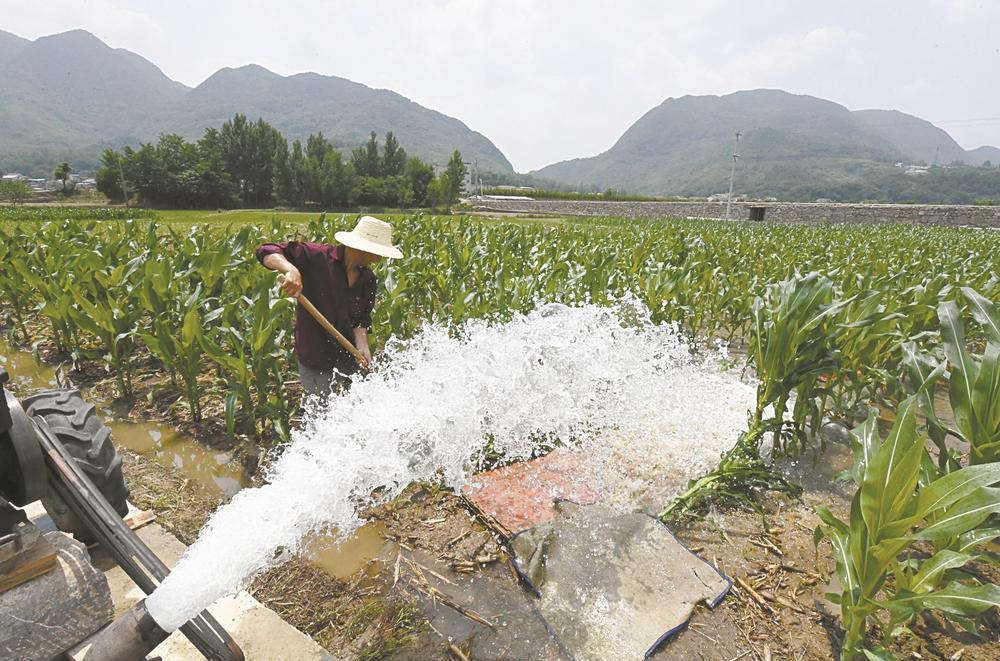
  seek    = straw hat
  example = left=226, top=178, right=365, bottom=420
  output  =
left=335, top=216, right=403, bottom=259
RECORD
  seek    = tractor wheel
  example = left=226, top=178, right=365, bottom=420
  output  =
left=22, top=388, right=129, bottom=540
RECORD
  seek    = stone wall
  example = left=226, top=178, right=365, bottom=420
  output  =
left=470, top=199, right=1000, bottom=228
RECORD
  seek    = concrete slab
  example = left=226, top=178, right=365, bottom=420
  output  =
left=26, top=501, right=337, bottom=660
left=510, top=502, right=731, bottom=659
left=391, top=547, right=565, bottom=660
left=462, top=448, right=601, bottom=534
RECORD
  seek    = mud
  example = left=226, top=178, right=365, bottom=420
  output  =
left=4, top=324, right=999, bottom=660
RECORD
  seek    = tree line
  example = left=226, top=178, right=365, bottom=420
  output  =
left=96, top=114, right=468, bottom=209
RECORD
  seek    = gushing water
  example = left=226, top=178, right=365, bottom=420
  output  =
left=145, top=302, right=754, bottom=631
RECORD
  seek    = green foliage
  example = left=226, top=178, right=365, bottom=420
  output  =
left=1, top=214, right=997, bottom=450
left=404, top=157, right=434, bottom=206
left=96, top=120, right=447, bottom=210
left=53, top=161, right=72, bottom=193
left=904, top=289, right=1000, bottom=468
left=0, top=206, right=156, bottom=222
left=815, top=402, right=1000, bottom=659
left=351, top=131, right=382, bottom=178
left=445, top=150, right=467, bottom=203
left=749, top=273, right=854, bottom=450
left=95, top=149, right=126, bottom=203
left=425, top=175, right=452, bottom=210
left=381, top=132, right=407, bottom=177
left=662, top=272, right=850, bottom=519
left=0, top=178, right=31, bottom=204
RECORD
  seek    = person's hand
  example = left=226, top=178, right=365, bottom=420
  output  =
left=280, top=268, right=303, bottom=297
left=356, top=343, right=372, bottom=371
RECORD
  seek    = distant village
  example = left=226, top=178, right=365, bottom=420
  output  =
left=0, top=171, right=97, bottom=192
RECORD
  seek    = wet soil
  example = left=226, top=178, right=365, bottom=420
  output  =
left=4, top=320, right=999, bottom=660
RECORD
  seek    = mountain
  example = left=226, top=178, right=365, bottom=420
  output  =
left=143, top=64, right=512, bottom=172
left=533, top=90, right=905, bottom=196
left=0, top=30, right=188, bottom=165
left=853, top=109, right=967, bottom=165
left=966, top=145, right=1000, bottom=165
left=0, top=29, right=28, bottom=64
left=0, top=29, right=512, bottom=176
left=532, top=90, right=1000, bottom=201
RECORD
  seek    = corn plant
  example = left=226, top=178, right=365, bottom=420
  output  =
left=941, top=289, right=1000, bottom=465
left=0, top=226, right=33, bottom=341
left=138, top=283, right=212, bottom=421
left=903, top=288, right=1000, bottom=470
left=15, top=225, right=84, bottom=353
left=831, top=289, right=908, bottom=420
left=69, top=251, right=147, bottom=395
left=815, top=399, right=1000, bottom=659
left=3, top=213, right=999, bottom=452
left=201, top=278, right=295, bottom=439
left=660, top=273, right=849, bottom=519
left=749, top=272, right=854, bottom=452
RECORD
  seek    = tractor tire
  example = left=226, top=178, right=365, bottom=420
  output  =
left=22, top=388, right=129, bottom=541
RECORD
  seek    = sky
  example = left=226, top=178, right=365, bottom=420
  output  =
left=2, top=0, right=999, bottom=172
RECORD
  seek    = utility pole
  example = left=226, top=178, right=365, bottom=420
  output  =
left=726, top=130, right=742, bottom=220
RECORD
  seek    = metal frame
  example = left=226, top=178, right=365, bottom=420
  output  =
left=34, top=418, right=243, bottom=661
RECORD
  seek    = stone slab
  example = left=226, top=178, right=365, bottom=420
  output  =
left=510, top=502, right=731, bottom=659
left=391, top=547, right=564, bottom=660
left=462, top=448, right=601, bottom=534
left=26, top=501, right=337, bottom=660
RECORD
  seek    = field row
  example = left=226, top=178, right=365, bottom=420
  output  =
left=2, top=211, right=999, bottom=658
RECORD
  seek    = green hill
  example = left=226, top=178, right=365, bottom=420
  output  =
left=533, top=90, right=905, bottom=195
left=0, top=29, right=187, bottom=168
left=0, top=30, right=512, bottom=176
left=0, top=29, right=28, bottom=64
left=967, top=145, right=1000, bottom=166
left=533, top=90, right=1000, bottom=202
left=144, top=64, right=511, bottom=172
left=854, top=109, right=970, bottom=165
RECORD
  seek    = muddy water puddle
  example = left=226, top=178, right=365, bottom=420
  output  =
left=106, top=417, right=247, bottom=497
left=1, top=339, right=61, bottom=390
left=303, top=522, right=397, bottom=579
left=1, top=337, right=384, bottom=580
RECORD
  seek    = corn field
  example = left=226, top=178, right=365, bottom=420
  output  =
left=0, top=214, right=996, bottom=435
left=0, top=212, right=998, bottom=657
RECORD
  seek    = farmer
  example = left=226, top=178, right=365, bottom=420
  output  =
left=256, top=216, right=403, bottom=404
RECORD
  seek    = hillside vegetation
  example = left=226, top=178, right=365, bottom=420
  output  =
left=533, top=90, right=1000, bottom=203
left=0, top=30, right=511, bottom=176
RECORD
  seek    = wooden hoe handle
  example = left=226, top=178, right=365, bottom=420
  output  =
left=292, top=288, right=369, bottom=370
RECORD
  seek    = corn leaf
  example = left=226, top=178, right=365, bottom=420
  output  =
left=939, top=300, right=978, bottom=442
left=911, top=487, right=1000, bottom=542
left=961, top=286, right=1000, bottom=344
left=908, top=550, right=974, bottom=593
left=860, top=398, right=920, bottom=537
left=886, top=582, right=1000, bottom=617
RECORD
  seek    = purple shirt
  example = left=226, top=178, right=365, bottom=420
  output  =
left=256, top=242, right=376, bottom=374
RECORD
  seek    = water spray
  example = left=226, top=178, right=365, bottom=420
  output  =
left=144, top=301, right=754, bottom=631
